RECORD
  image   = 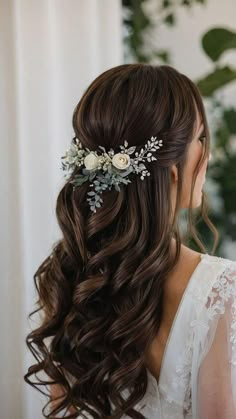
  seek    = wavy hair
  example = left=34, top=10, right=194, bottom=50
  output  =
left=24, top=64, right=219, bottom=418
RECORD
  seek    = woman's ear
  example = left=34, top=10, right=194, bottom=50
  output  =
left=171, top=164, right=178, bottom=183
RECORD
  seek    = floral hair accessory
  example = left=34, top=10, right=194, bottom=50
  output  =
left=61, top=136, right=163, bottom=213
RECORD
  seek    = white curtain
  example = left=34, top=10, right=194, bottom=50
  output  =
left=0, top=1, right=123, bottom=417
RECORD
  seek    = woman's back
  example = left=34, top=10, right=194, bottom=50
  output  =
left=144, top=244, right=203, bottom=385
left=120, top=252, right=236, bottom=418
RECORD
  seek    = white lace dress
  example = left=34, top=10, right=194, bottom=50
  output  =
left=119, top=253, right=236, bottom=418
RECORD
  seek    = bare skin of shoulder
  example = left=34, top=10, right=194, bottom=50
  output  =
left=144, top=244, right=202, bottom=384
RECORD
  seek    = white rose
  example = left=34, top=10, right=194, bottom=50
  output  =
left=84, top=153, right=99, bottom=170
left=112, top=153, right=130, bottom=170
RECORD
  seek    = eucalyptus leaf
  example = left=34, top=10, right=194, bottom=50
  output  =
left=224, top=108, right=236, bottom=134
left=98, top=146, right=106, bottom=153
left=162, top=0, right=171, bottom=7
left=82, top=168, right=92, bottom=175
left=89, top=172, right=97, bottom=180
left=118, top=168, right=133, bottom=177
left=138, top=163, right=146, bottom=170
left=107, top=165, right=114, bottom=174
left=152, top=50, right=170, bottom=64
left=196, top=66, right=236, bottom=96
left=202, top=28, right=236, bottom=62
left=124, top=140, right=129, bottom=147
left=127, top=146, right=136, bottom=154
left=72, top=176, right=88, bottom=186
left=122, top=178, right=131, bottom=185
left=164, top=13, right=175, bottom=26
left=215, top=123, right=230, bottom=149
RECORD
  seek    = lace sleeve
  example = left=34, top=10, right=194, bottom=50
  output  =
left=192, top=262, right=236, bottom=419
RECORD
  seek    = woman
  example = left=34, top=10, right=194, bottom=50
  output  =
left=24, top=64, right=236, bottom=418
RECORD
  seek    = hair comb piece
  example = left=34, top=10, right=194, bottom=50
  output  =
left=61, top=136, right=163, bottom=213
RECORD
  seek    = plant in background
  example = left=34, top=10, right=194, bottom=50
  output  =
left=122, top=0, right=207, bottom=63
left=122, top=1, right=236, bottom=257
left=194, top=27, right=236, bottom=255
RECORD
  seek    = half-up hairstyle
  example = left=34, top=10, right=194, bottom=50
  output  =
left=24, top=64, right=219, bottom=418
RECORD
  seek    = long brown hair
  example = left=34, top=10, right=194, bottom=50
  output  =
left=24, top=64, right=219, bottom=418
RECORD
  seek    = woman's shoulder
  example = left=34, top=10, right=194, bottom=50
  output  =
left=180, top=243, right=236, bottom=273
left=199, top=252, right=236, bottom=274
left=192, top=251, right=236, bottom=292
left=174, top=247, right=236, bottom=308
left=192, top=252, right=236, bottom=318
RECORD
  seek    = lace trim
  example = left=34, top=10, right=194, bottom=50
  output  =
left=206, top=263, right=236, bottom=365
left=230, top=296, right=236, bottom=365
left=163, top=261, right=236, bottom=411
left=172, top=321, right=194, bottom=413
